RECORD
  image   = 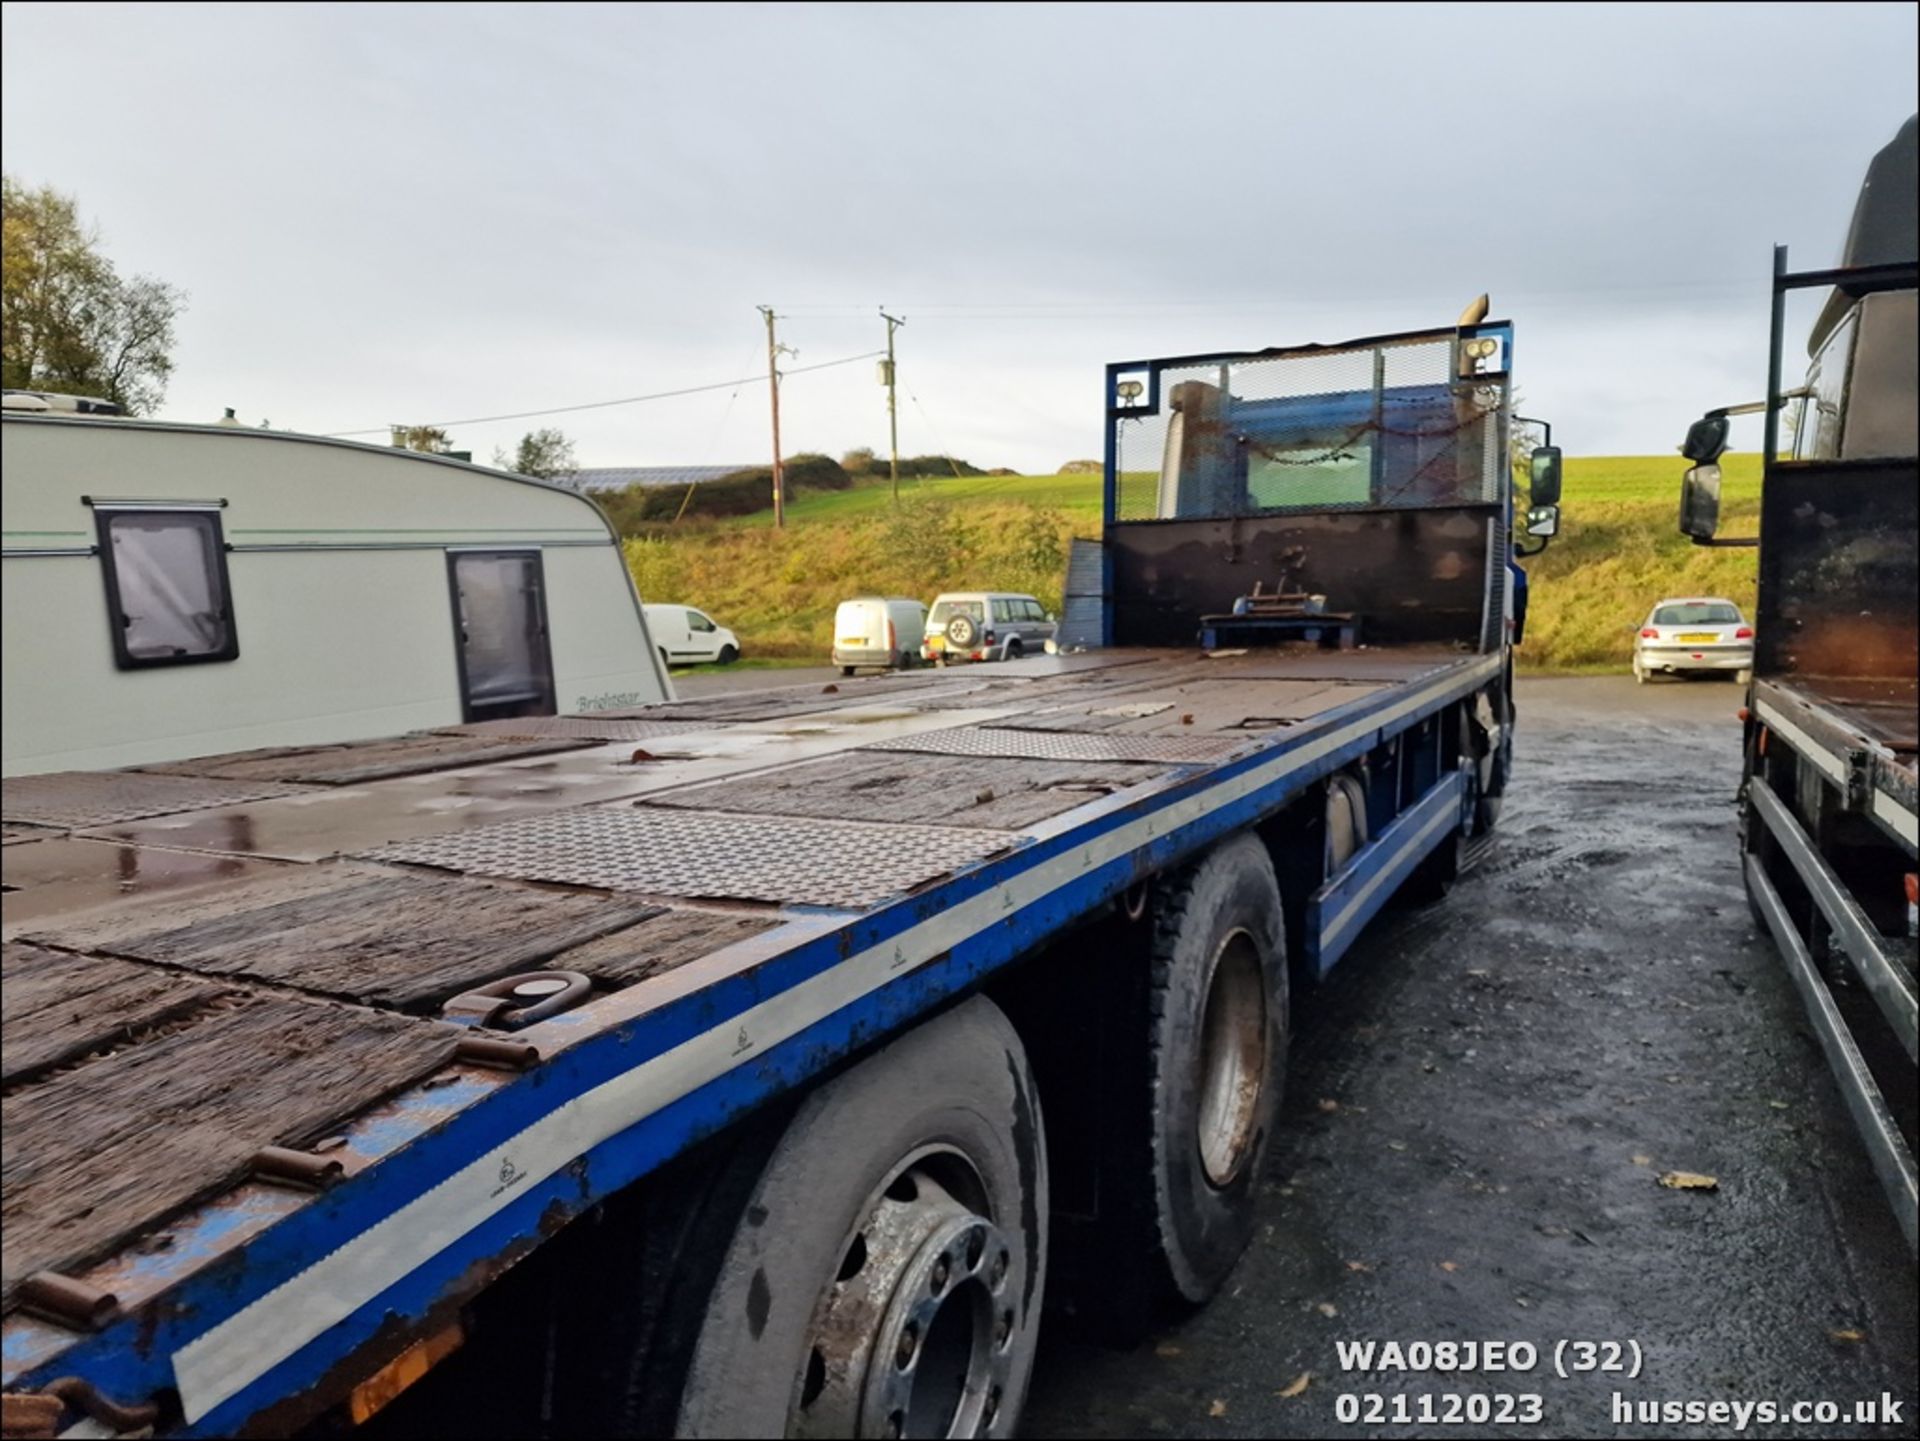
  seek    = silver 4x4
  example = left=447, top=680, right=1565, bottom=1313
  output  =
left=924, top=591, right=1057, bottom=663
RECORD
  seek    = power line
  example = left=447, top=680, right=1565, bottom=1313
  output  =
left=320, top=349, right=885, bottom=438
left=773, top=278, right=1760, bottom=320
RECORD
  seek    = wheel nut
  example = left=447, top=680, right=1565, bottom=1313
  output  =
left=990, top=1249, right=1009, bottom=1287
left=896, top=1322, right=918, bottom=1369
left=995, top=1310, right=1012, bottom=1347
left=985, top=1386, right=1002, bottom=1426
left=931, top=1254, right=950, bottom=1295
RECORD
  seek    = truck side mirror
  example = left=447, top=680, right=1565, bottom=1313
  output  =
left=1528, top=446, right=1563, bottom=507
left=1524, top=504, right=1560, bottom=539
left=1681, top=415, right=1729, bottom=463
left=1679, top=463, right=1722, bottom=541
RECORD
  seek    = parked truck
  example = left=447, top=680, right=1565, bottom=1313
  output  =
left=1, top=316, right=1560, bottom=1438
left=1675, top=113, right=1918, bottom=1250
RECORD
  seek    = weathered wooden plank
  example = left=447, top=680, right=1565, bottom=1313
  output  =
left=642, top=752, right=1163, bottom=831
left=93, top=874, right=663, bottom=1009
left=0, top=944, right=228, bottom=1084
left=19, top=866, right=370, bottom=955
left=554, top=909, right=782, bottom=987
left=1, top=997, right=454, bottom=1306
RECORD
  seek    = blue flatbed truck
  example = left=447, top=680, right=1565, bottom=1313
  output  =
left=1, top=319, right=1558, bottom=1439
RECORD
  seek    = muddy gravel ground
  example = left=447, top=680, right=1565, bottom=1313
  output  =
left=1021, top=674, right=1917, bottom=1440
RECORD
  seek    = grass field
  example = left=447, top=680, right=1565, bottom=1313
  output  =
left=627, top=455, right=1762, bottom=673
left=718, top=470, right=1104, bottom=528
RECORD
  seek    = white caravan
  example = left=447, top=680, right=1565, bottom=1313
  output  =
left=0, top=412, right=670, bottom=776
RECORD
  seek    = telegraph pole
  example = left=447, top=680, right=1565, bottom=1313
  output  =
left=758, top=304, right=789, bottom=528
left=880, top=309, right=905, bottom=506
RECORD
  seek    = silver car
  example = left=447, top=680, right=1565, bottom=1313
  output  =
left=1633, top=596, right=1753, bottom=684
left=922, top=591, right=1057, bottom=664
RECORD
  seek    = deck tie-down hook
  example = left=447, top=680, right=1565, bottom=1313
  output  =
left=441, top=971, right=591, bottom=1030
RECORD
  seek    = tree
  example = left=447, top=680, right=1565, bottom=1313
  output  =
left=394, top=425, right=456, bottom=454
left=841, top=446, right=876, bottom=476
left=2, top=176, right=185, bottom=414
left=492, top=427, right=578, bottom=481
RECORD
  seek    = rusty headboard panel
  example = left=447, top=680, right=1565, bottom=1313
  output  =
left=1108, top=506, right=1496, bottom=650
left=1758, top=457, right=1919, bottom=682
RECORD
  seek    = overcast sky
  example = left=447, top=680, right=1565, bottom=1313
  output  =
left=3, top=2, right=1914, bottom=470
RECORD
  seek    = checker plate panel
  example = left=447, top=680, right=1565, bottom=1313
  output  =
left=863, top=727, right=1256, bottom=764
left=361, top=806, right=1019, bottom=909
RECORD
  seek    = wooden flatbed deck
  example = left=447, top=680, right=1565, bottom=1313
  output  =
left=1, top=644, right=1486, bottom=1359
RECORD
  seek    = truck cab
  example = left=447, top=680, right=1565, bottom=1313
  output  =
left=1674, top=112, right=1918, bottom=1250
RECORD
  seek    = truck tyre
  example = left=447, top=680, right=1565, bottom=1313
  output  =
left=670, top=997, right=1048, bottom=1439
left=718, top=644, right=739, bottom=666
left=841, top=666, right=857, bottom=678
left=1143, top=833, right=1287, bottom=1305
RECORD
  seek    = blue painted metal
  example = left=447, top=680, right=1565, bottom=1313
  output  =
left=1305, top=769, right=1468, bottom=977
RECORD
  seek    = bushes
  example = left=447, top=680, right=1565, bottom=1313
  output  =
left=597, top=454, right=853, bottom=530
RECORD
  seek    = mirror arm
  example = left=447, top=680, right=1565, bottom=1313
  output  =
left=1689, top=536, right=1760, bottom=549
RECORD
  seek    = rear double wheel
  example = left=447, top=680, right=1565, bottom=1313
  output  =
left=572, top=997, right=1048, bottom=1439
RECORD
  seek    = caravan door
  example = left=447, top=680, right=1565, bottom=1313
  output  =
left=448, top=551, right=557, bottom=723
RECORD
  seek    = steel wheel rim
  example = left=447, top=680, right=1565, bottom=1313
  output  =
left=792, top=1148, right=1018, bottom=1439
left=1195, top=928, right=1268, bottom=1188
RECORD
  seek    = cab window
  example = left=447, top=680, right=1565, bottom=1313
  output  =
left=687, top=610, right=716, bottom=633
left=1795, top=309, right=1856, bottom=462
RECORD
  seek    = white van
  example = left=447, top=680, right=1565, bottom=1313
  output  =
left=831, top=596, right=927, bottom=674
left=642, top=604, right=741, bottom=667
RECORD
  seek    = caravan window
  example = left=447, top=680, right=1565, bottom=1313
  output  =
left=94, top=508, right=239, bottom=669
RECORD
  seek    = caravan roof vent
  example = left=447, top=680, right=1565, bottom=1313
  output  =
left=2, top=389, right=125, bottom=416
